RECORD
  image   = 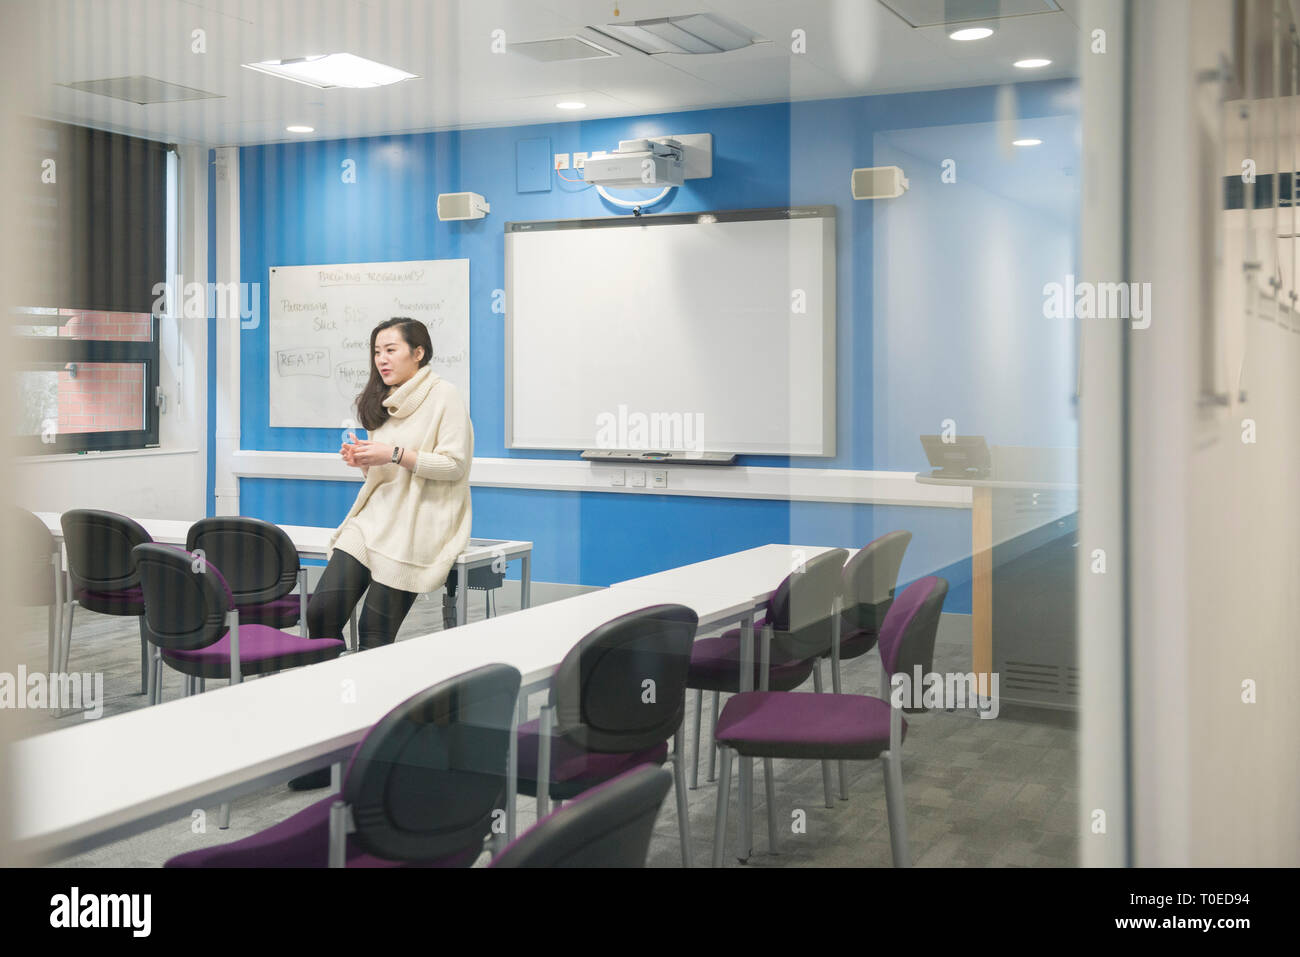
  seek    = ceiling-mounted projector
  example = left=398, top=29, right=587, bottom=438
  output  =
left=584, top=137, right=686, bottom=188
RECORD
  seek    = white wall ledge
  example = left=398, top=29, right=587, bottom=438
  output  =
left=18, top=447, right=201, bottom=465
left=231, top=450, right=972, bottom=509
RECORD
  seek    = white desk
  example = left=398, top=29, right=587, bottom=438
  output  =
left=613, top=543, right=849, bottom=861
left=8, top=578, right=762, bottom=863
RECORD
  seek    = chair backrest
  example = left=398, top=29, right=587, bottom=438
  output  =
left=14, top=508, right=58, bottom=606
left=343, top=663, right=521, bottom=864
left=551, top=604, right=698, bottom=753
left=61, top=509, right=152, bottom=593
left=186, top=516, right=300, bottom=605
left=876, top=576, right=949, bottom=703
left=767, top=547, right=850, bottom=661
left=490, top=764, right=673, bottom=868
left=132, top=543, right=233, bottom=651
left=842, top=531, right=912, bottom=632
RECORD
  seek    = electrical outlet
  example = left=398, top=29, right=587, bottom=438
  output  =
left=629, top=470, right=647, bottom=488
left=609, top=469, right=626, bottom=487
left=651, top=469, right=667, bottom=488
left=572, top=151, right=588, bottom=169
left=554, top=153, right=569, bottom=170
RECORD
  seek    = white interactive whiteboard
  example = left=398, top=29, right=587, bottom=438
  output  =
left=505, top=207, right=835, bottom=456
left=268, top=259, right=469, bottom=428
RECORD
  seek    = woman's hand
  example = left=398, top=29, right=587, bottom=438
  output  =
left=344, top=434, right=396, bottom=467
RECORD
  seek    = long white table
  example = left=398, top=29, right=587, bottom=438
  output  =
left=8, top=575, right=767, bottom=863
left=613, top=544, right=848, bottom=861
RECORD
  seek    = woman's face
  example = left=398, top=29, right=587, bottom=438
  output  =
left=374, top=327, right=424, bottom=387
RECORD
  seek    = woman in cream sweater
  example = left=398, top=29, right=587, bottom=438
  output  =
left=307, top=316, right=473, bottom=651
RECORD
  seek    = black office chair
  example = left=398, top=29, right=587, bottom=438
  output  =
left=514, top=603, right=699, bottom=866
left=186, top=516, right=308, bottom=629
left=59, top=509, right=153, bottom=695
left=687, top=548, right=851, bottom=810
left=832, top=531, right=913, bottom=672
left=15, top=508, right=62, bottom=674
left=823, top=531, right=912, bottom=798
left=132, top=542, right=345, bottom=703
left=491, top=765, right=674, bottom=867
left=165, top=663, right=521, bottom=867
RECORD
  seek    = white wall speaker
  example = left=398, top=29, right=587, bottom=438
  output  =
left=437, top=191, right=490, bottom=221
left=850, top=166, right=909, bottom=200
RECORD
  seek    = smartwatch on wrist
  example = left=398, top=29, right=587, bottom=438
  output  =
left=391, top=446, right=403, bottom=464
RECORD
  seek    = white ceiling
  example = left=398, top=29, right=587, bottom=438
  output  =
left=27, top=0, right=1083, bottom=146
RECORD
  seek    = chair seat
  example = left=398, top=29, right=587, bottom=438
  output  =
left=74, top=585, right=146, bottom=616
left=237, top=593, right=309, bottom=628
left=687, top=629, right=815, bottom=693
left=161, top=625, right=344, bottom=679
left=822, top=627, right=877, bottom=661
left=515, top=718, right=669, bottom=801
left=163, top=794, right=480, bottom=868
left=714, top=691, right=905, bottom=760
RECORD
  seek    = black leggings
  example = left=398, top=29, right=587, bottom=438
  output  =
left=306, top=549, right=418, bottom=650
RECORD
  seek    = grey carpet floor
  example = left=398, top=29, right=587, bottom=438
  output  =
left=8, top=582, right=1077, bottom=867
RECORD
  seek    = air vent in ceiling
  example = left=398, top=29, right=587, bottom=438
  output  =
left=59, top=75, right=221, bottom=105
left=509, top=35, right=619, bottom=62
left=878, top=0, right=1060, bottom=29
left=592, top=13, right=762, bottom=55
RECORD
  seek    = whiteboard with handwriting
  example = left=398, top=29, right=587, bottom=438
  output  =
left=268, top=259, right=469, bottom=428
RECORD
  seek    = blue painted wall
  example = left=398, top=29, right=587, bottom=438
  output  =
left=226, top=79, right=1081, bottom=609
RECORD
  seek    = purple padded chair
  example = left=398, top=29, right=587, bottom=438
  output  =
left=831, top=531, right=912, bottom=672
left=710, top=576, right=948, bottom=867
left=688, top=548, right=851, bottom=810
left=822, top=530, right=912, bottom=799
left=186, top=517, right=309, bottom=630
left=59, top=509, right=154, bottom=695
left=166, top=663, right=522, bottom=867
left=491, top=765, right=673, bottom=868
left=514, top=603, right=698, bottom=866
left=132, top=542, right=345, bottom=707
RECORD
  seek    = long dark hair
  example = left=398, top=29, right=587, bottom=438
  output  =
left=355, top=317, right=433, bottom=431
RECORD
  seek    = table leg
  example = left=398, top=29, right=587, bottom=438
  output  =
left=520, top=553, right=532, bottom=610
left=507, top=689, right=523, bottom=844
left=50, top=557, right=64, bottom=676
left=455, top=559, right=468, bottom=626
left=971, top=486, right=994, bottom=705
left=298, top=568, right=309, bottom=637
left=738, top=610, right=755, bottom=861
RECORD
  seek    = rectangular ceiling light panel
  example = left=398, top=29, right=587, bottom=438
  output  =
left=242, top=53, right=417, bottom=89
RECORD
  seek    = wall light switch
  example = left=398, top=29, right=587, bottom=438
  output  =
left=651, top=469, right=667, bottom=488
left=630, top=470, right=647, bottom=488
left=609, top=469, right=625, bottom=487
left=554, top=153, right=570, bottom=170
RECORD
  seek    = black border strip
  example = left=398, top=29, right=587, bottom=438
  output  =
left=504, top=204, right=836, bottom=233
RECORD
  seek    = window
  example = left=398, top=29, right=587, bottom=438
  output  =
left=15, top=121, right=174, bottom=454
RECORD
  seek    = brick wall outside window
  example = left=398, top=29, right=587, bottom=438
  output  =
left=55, top=310, right=150, bottom=434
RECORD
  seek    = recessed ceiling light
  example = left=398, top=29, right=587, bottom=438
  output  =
left=286, top=125, right=314, bottom=133
left=1014, top=58, right=1052, bottom=69
left=1012, top=138, right=1043, bottom=147
left=556, top=101, right=587, bottom=110
left=243, top=53, right=417, bottom=89
left=949, top=27, right=994, bottom=41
